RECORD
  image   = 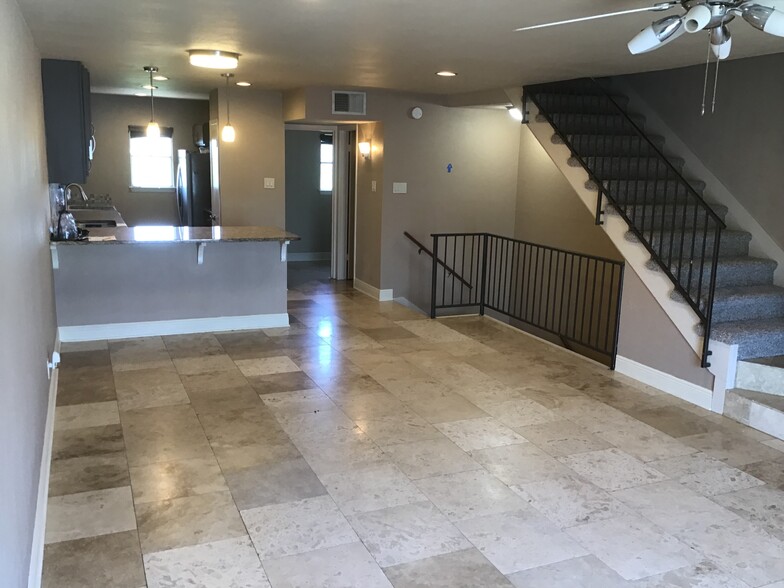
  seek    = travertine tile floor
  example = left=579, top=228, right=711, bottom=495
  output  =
left=44, top=280, right=784, bottom=588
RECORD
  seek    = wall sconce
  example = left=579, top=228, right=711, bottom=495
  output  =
left=358, top=141, right=371, bottom=159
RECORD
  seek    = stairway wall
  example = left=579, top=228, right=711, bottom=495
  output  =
left=618, top=53, right=784, bottom=251
left=516, top=125, right=713, bottom=389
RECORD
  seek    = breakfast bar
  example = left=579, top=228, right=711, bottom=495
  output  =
left=51, top=226, right=300, bottom=341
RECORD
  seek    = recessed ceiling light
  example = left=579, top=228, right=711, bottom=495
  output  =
left=236, top=81, right=251, bottom=87
left=142, top=84, right=158, bottom=90
left=436, top=71, right=457, bottom=77
left=152, top=75, right=168, bottom=81
left=134, top=92, right=146, bottom=97
left=188, top=49, right=240, bottom=69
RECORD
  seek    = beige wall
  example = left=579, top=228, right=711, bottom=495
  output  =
left=514, top=122, right=713, bottom=387
left=83, top=94, right=209, bottom=226
left=355, top=122, right=384, bottom=287
left=0, top=0, right=58, bottom=583
left=212, top=87, right=286, bottom=227
left=619, top=53, right=784, bottom=250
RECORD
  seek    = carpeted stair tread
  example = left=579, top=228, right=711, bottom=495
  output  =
left=536, top=93, right=630, bottom=115
left=649, top=229, right=751, bottom=259
left=711, top=284, right=784, bottom=323
left=686, top=256, right=777, bottom=289
left=583, top=156, right=686, bottom=180
left=548, top=113, right=646, bottom=135
left=712, top=317, right=784, bottom=360
left=608, top=203, right=728, bottom=230
left=561, top=133, right=666, bottom=157
left=601, top=179, right=707, bottom=201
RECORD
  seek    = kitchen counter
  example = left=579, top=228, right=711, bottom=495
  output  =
left=51, top=225, right=298, bottom=342
left=54, top=225, right=300, bottom=245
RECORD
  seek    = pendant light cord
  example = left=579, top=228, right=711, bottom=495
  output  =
left=700, top=33, right=712, bottom=116
left=225, top=74, right=231, bottom=125
left=149, top=69, right=155, bottom=123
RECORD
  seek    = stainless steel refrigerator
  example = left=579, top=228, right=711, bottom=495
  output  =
left=176, top=149, right=213, bottom=227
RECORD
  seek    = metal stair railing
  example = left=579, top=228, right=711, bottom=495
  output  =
left=523, top=78, right=724, bottom=368
left=430, top=232, right=625, bottom=370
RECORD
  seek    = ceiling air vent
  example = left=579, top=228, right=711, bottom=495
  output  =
left=332, top=91, right=367, bottom=116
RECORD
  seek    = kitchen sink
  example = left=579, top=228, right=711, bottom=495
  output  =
left=77, top=220, right=117, bottom=228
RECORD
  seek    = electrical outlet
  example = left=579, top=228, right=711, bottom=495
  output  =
left=264, top=178, right=275, bottom=189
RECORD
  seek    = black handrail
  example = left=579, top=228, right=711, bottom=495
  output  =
left=430, top=232, right=625, bottom=369
left=404, top=231, right=473, bottom=289
left=524, top=78, right=722, bottom=368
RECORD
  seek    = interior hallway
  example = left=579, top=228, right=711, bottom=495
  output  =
left=43, top=281, right=784, bottom=587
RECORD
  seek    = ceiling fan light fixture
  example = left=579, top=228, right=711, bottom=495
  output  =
left=710, top=25, right=732, bottom=59
left=188, top=49, right=240, bottom=69
left=683, top=4, right=713, bottom=32
left=743, top=5, right=784, bottom=36
left=628, top=15, right=684, bottom=54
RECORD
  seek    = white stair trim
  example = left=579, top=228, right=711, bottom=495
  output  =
left=527, top=106, right=704, bottom=360
left=58, top=313, right=290, bottom=342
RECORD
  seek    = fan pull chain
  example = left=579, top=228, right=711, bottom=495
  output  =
left=711, top=42, right=721, bottom=113
left=700, top=32, right=712, bottom=116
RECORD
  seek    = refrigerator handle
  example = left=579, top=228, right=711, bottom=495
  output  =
left=175, top=162, right=183, bottom=226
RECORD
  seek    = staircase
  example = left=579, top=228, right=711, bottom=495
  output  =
left=525, top=78, right=784, bottom=440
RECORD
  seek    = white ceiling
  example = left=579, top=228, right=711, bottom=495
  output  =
left=18, top=0, right=784, bottom=100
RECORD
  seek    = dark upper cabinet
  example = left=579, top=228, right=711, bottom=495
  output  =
left=41, top=59, right=94, bottom=185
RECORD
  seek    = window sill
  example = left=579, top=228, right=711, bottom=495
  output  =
left=129, top=186, right=175, bottom=193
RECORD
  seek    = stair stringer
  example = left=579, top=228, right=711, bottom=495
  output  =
left=526, top=103, right=704, bottom=360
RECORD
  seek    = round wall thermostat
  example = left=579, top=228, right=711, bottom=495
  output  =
left=410, top=107, right=423, bottom=120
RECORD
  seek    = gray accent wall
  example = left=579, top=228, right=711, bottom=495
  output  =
left=0, top=0, right=58, bottom=583
left=212, top=88, right=286, bottom=228
left=284, top=130, right=331, bottom=256
left=83, top=94, right=209, bottom=226
left=619, top=53, right=784, bottom=250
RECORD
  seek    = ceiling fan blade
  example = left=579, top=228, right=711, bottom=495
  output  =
left=515, top=2, right=678, bottom=32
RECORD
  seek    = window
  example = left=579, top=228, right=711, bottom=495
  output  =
left=128, top=126, right=175, bottom=189
left=320, top=133, right=334, bottom=192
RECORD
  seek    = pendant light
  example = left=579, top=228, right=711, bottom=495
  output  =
left=221, top=73, right=236, bottom=143
left=143, top=66, right=160, bottom=138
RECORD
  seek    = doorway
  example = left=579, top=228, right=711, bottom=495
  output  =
left=284, top=124, right=356, bottom=290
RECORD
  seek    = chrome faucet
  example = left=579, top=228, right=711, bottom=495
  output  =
left=64, top=183, right=88, bottom=209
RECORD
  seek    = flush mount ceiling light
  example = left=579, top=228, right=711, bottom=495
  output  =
left=436, top=70, right=457, bottom=77
left=236, top=81, right=252, bottom=87
left=152, top=75, right=168, bottom=81
left=143, top=66, right=160, bottom=138
left=221, top=73, right=236, bottom=143
left=141, top=84, right=159, bottom=90
left=189, top=49, right=240, bottom=69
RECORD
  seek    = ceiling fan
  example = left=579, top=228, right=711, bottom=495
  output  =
left=516, top=1, right=784, bottom=60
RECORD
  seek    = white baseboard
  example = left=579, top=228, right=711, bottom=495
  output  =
left=59, top=313, right=290, bottom=342
left=289, top=252, right=331, bottom=262
left=353, top=278, right=394, bottom=302
left=615, top=355, right=713, bottom=410
left=29, top=333, right=61, bottom=588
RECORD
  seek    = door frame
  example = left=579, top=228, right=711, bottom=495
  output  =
left=284, top=123, right=355, bottom=281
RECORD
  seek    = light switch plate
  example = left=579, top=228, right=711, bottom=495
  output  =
left=392, top=182, right=408, bottom=194
left=264, top=178, right=275, bottom=189
left=371, top=180, right=377, bottom=193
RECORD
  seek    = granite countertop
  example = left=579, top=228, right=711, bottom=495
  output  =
left=53, top=226, right=300, bottom=245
